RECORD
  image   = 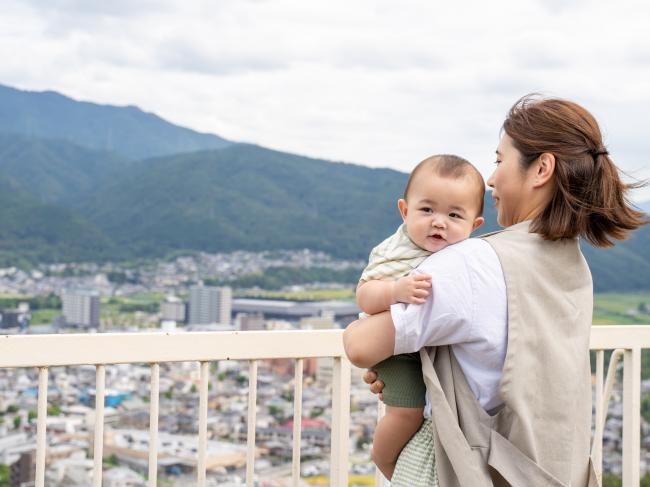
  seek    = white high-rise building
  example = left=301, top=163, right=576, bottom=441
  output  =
left=188, top=286, right=232, bottom=325
left=62, top=290, right=100, bottom=328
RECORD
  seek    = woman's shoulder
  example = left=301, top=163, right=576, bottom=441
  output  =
left=454, top=237, right=495, bottom=252
left=433, top=237, right=497, bottom=261
left=418, top=238, right=501, bottom=276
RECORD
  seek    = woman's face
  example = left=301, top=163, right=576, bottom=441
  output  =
left=487, top=134, right=531, bottom=227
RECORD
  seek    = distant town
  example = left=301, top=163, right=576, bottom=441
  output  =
left=0, top=249, right=375, bottom=486
left=0, top=249, right=648, bottom=485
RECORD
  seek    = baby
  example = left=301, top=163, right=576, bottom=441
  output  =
left=356, top=154, right=485, bottom=479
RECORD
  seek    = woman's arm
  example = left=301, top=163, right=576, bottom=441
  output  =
left=343, top=311, right=396, bottom=368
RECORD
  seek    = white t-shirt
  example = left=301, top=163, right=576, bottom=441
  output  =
left=390, top=238, right=508, bottom=415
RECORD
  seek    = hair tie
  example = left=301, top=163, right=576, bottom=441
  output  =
left=591, top=148, right=609, bottom=157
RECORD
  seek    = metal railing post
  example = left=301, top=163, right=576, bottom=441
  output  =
left=93, top=365, right=106, bottom=487
left=292, top=358, right=304, bottom=486
left=622, top=347, right=641, bottom=486
left=148, top=363, right=160, bottom=487
left=246, top=360, right=259, bottom=487
left=35, top=367, right=49, bottom=487
left=330, top=356, right=351, bottom=487
left=198, top=361, right=209, bottom=487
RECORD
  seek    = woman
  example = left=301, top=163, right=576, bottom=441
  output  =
left=343, top=94, right=647, bottom=486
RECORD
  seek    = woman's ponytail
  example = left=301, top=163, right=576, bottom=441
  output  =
left=502, top=95, right=648, bottom=247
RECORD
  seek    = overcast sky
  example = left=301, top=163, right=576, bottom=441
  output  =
left=2, top=0, right=650, bottom=202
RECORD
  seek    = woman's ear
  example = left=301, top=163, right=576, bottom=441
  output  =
left=397, top=199, right=408, bottom=221
left=532, top=153, right=556, bottom=188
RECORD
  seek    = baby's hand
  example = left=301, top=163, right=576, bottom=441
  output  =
left=393, top=274, right=432, bottom=304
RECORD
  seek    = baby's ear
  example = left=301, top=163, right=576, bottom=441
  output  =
left=397, top=199, right=408, bottom=220
left=472, top=216, right=485, bottom=231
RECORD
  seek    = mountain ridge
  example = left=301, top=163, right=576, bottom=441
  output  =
left=0, top=84, right=232, bottom=159
left=0, top=133, right=131, bottom=205
left=77, top=142, right=408, bottom=259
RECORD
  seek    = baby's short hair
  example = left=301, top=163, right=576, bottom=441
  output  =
left=403, top=154, right=486, bottom=216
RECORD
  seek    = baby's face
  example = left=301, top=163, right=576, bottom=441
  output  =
left=398, top=174, right=484, bottom=253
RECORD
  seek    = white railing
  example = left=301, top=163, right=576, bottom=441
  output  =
left=0, top=325, right=648, bottom=486
left=0, top=330, right=351, bottom=487
left=591, top=325, right=650, bottom=486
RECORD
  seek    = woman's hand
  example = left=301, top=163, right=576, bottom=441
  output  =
left=363, top=369, right=385, bottom=401
left=393, top=274, right=432, bottom=305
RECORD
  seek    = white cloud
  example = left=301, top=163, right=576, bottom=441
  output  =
left=0, top=0, right=649, bottom=201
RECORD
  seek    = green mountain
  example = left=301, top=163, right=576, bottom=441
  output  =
left=0, top=174, right=116, bottom=267
left=0, top=133, right=130, bottom=205
left=79, top=143, right=408, bottom=259
left=0, top=84, right=231, bottom=159
left=580, top=234, right=650, bottom=292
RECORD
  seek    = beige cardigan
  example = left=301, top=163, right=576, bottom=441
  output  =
left=420, top=221, right=599, bottom=486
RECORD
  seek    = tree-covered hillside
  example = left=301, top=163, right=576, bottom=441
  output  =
left=78, top=143, right=408, bottom=259
left=0, top=174, right=117, bottom=267
left=0, top=133, right=130, bottom=205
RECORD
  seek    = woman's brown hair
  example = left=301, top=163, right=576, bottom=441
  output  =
left=502, top=94, right=648, bottom=247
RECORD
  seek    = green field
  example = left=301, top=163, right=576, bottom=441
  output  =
left=593, top=293, right=650, bottom=325
left=0, top=293, right=24, bottom=299
left=236, top=287, right=356, bottom=302
left=30, top=309, right=60, bottom=325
